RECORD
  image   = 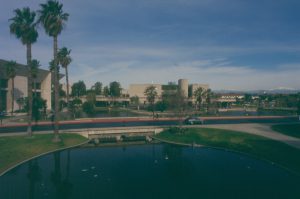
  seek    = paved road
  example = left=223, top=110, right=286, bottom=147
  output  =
left=0, top=116, right=298, bottom=134
left=203, top=123, right=300, bottom=149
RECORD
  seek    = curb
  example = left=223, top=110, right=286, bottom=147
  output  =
left=0, top=138, right=89, bottom=177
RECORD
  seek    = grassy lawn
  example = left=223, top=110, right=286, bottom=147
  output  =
left=155, top=127, right=300, bottom=174
left=0, top=133, right=88, bottom=175
left=271, top=123, right=300, bottom=138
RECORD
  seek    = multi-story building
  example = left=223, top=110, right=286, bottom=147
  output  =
left=128, top=79, right=209, bottom=104
left=0, top=59, right=55, bottom=112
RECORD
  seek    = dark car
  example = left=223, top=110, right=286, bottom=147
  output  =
left=0, top=111, right=7, bottom=117
left=184, top=116, right=203, bottom=125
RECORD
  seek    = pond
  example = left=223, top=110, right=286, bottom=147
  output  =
left=1, top=144, right=300, bottom=199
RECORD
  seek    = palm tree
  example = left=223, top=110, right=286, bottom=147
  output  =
left=30, top=60, right=40, bottom=96
left=58, top=47, right=72, bottom=104
left=6, top=61, right=17, bottom=115
left=38, top=0, right=69, bottom=142
left=193, top=87, right=205, bottom=111
left=144, top=85, right=158, bottom=118
left=204, top=89, right=212, bottom=113
left=9, top=7, right=38, bottom=136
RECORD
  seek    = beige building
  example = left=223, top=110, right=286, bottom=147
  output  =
left=0, top=59, right=55, bottom=112
left=128, top=79, right=209, bottom=104
left=128, top=84, right=162, bottom=104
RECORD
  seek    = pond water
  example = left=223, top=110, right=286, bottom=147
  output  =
left=1, top=144, right=300, bottom=199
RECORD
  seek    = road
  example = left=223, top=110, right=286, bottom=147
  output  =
left=0, top=115, right=298, bottom=134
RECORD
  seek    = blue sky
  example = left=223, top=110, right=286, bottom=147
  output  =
left=1, top=0, right=300, bottom=90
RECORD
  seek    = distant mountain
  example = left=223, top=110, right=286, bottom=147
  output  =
left=213, top=88, right=300, bottom=94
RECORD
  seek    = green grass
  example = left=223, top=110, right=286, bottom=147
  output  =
left=155, top=128, right=300, bottom=174
left=271, top=124, right=300, bottom=138
left=0, top=133, right=88, bottom=174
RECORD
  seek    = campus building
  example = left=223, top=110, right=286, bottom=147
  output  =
left=128, top=79, right=209, bottom=104
left=0, top=59, right=54, bottom=112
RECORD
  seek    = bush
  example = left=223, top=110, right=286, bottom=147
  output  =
left=82, top=101, right=95, bottom=116
left=167, top=127, right=187, bottom=134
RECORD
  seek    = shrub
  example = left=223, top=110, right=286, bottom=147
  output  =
left=82, top=101, right=95, bottom=116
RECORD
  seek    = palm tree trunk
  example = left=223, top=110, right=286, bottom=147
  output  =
left=27, top=43, right=33, bottom=136
left=65, top=67, right=69, bottom=104
left=53, top=36, right=60, bottom=142
left=11, top=78, right=14, bottom=115
left=34, top=79, right=37, bottom=97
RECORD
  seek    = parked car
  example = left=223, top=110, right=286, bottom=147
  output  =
left=0, top=111, right=7, bottom=117
left=184, top=116, right=203, bottom=125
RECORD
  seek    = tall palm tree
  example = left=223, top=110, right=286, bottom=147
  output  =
left=30, top=60, right=40, bottom=96
left=58, top=47, right=72, bottom=104
left=38, top=0, right=69, bottom=142
left=9, top=7, right=38, bottom=136
left=6, top=61, right=17, bottom=115
left=204, top=89, right=212, bottom=113
left=193, top=87, right=204, bottom=111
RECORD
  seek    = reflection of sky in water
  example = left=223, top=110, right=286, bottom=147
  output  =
left=0, top=144, right=300, bottom=199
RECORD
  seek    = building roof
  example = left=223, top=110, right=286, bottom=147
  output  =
left=0, top=59, right=64, bottom=81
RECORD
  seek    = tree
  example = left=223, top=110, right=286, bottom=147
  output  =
left=58, top=47, right=72, bottom=104
left=32, top=96, right=47, bottom=124
left=39, top=0, right=69, bottom=142
left=71, top=81, right=86, bottom=97
left=9, top=7, right=38, bottom=136
left=194, top=87, right=205, bottom=111
left=6, top=61, right=17, bottom=115
left=86, top=90, right=96, bottom=104
left=103, top=86, right=110, bottom=97
left=109, top=81, right=121, bottom=97
left=16, top=97, right=26, bottom=111
left=144, top=85, right=158, bottom=118
left=92, top=82, right=102, bottom=95
left=82, top=101, right=95, bottom=116
left=68, top=98, right=82, bottom=119
left=205, top=89, right=212, bottom=113
left=30, top=59, right=40, bottom=96
left=156, top=101, right=167, bottom=112
left=297, top=93, right=300, bottom=118
left=171, top=90, right=188, bottom=128
left=130, top=96, right=140, bottom=109
left=244, top=94, right=252, bottom=104
left=59, top=84, right=66, bottom=97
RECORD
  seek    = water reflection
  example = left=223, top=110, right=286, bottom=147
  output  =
left=1, top=144, right=300, bottom=199
left=27, top=160, right=41, bottom=199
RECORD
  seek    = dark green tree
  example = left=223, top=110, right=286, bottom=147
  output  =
left=193, top=87, right=205, bottom=111
left=156, top=101, right=167, bottom=112
left=68, top=98, right=82, bottom=119
left=82, top=101, right=95, bottom=116
left=92, top=82, right=102, bottom=95
left=38, top=0, right=69, bottom=142
left=205, top=89, right=212, bottom=113
left=10, top=7, right=38, bottom=136
left=58, top=47, right=72, bottom=104
left=144, top=85, right=158, bottom=118
left=32, top=96, right=47, bottom=123
left=5, top=61, right=17, bottom=114
left=71, top=81, right=86, bottom=97
left=109, top=81, right=121, bottom=97
left=103, top=86, right=110, bottom=97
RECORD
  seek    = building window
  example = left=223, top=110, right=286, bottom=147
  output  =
left=32, top=82, right=41, bottom=90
